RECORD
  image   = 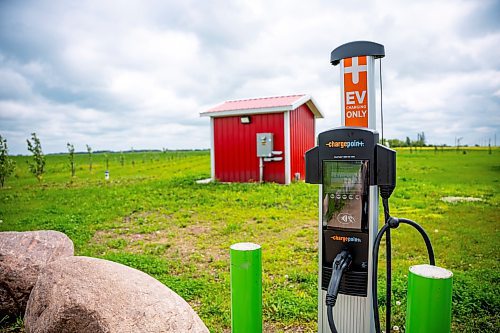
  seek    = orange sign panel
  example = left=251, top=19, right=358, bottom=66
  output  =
left=343, top=56, right=368, bottom=127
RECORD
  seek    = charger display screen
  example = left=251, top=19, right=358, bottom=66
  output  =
left=322, top=160, right=368, bottom=230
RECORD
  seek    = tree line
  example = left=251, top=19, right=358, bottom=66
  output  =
left=384, top=132, right=427, bottom=148
left=0, top=131, right=492, bottom=188
left=0, top=133, right=200, bottom=188
left=0, top=133, right=93, bottom=187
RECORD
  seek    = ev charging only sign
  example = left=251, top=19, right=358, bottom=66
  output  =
left=343, top=56, right=369, bottom=127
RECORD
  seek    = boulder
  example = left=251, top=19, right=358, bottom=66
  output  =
left=24, top=256, right=209, bottom=333
left=0, top=230, right=74, bottom=319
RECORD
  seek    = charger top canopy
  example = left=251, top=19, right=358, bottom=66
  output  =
left=331, top=41, right=385, bottom=130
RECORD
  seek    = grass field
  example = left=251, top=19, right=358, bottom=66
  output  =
left=0, top=148, right=499, bottom=332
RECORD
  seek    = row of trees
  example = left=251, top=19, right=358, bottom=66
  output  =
left=1, top=133, right=48, bottom=187
left=384, top=132, right=493, bottom=154
left=384, top=132, right=427, bottom=148
left=0, top=133, right=189, bottom=188
left=0, top=133, right=88, bottom=187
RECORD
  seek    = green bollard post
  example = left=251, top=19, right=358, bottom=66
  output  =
left=406, top=264, right=453, bottom=333
left=230, top=242, right=262, bottom=333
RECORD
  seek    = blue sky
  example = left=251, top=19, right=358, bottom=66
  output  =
left=1, top=0, right=499, bottom=154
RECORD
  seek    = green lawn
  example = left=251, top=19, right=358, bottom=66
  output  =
left=0, top=148, right=499, bottom=332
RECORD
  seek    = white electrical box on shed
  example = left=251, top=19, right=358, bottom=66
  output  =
left=256, top=133, right=274, bottom=157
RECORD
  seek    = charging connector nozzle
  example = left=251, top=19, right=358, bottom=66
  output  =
left=326, top=250, right=352, bottom=332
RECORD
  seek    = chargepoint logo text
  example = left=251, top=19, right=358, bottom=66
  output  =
left=331, top=235, right=362, bottom=243
left=326, top=140, right=365, bottom=149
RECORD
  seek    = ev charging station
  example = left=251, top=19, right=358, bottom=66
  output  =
left=305, top=41, right=443, bottom=333
left=225, top=41, right=451, bottom=333
left=306, top=41, right=389, bottom=333
left=306, top=127, right=395, bottom=333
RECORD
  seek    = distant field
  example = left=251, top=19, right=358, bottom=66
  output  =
left=0, top=148, right=499, bottom=332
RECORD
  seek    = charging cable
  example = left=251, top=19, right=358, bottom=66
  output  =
left=326, top=250, right=352, bottom=333
left=372, top=217, right=435, bottom=333
left=372, top=184, right=435, bottom=333
left=380, top=186, right=395, bottom=333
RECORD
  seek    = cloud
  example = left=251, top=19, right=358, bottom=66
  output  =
left=0, top=69, right=33, bottom=101
left=0, top=0, right=499, bottom=154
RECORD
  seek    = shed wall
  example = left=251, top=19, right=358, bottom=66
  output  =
left=290, top=104, right=315, bottom=180
left=213, top=113, right=285, bottom=183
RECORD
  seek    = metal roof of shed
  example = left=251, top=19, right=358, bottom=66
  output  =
left=200, top=94, right=324, bottom=118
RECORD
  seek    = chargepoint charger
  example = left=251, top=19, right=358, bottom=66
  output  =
left=306, top=127, right=435, bottom=333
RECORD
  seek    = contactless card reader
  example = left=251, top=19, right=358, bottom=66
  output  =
left=306, top=127, right=395, bottom=333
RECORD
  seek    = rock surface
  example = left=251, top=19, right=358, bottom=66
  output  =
left=0, top=230, right=74, bottom=319
left=24, top=256, right=209, bottom=333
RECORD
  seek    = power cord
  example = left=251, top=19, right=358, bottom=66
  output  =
left=380, top=185, right=395, bottom=333
left=373, top=185, right=435, bottom=333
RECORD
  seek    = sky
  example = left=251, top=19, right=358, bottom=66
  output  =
left=0, top=0, right=499, bottom=154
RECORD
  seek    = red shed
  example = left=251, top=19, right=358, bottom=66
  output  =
left=200, top=94, right=323, bottom=184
